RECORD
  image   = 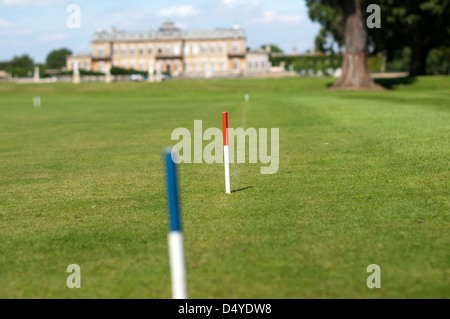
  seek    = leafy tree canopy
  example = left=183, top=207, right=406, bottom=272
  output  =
left=46, top=48, right=72, bottom=69
left=260, top=44, right=284, bottom=53
left=5, top=55, right=34, bottom=77
left=306, top=0, right=450, bottom=75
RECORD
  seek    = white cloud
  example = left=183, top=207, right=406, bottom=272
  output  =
left=0, top=18, right=11, bottom=27
left=0, top=28, right=32, bottom=35
left=250, top=11, right=302, bottom=25
left=37, top=32, right=66, bottom=43
left=174, top=22, right=187, bottom=30
left=0, top=0, right=64, bottom=7
left=253, top=11, right=277, bottom=24
left=0, top=19, right=32, bottom=36
left=92, top=7, right=151, bottom=30
left=221, top=0, right=260, bottom=12
left=157, top=5, right=201, bottom=18
left=277, top=13, right=302, bottom=24
left=223, top=0, right=237, bottom=7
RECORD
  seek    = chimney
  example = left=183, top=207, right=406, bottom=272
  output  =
left=265, top=45, right=271, bottom=53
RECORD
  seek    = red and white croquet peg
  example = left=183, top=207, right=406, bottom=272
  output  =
left=222, top=112, right=231, bottom=194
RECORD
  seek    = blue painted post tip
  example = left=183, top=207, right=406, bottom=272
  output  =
left=164, top=148, right=181, bottom=232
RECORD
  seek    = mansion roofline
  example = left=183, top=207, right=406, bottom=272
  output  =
left=93, top=21, right=246, bottom=42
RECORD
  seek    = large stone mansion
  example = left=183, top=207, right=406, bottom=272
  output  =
left=66, top=21, right=271, bottom=78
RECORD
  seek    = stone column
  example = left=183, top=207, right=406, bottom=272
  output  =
left=204, top=64, right=212, bottom=78
left=156, top=61, right=162, bottom=82
left=73, top=61, right=80, bottom=84
left=105, top=65, right=112, bottom=83
left=173, top=59, right=180, bottom=77
left=148, top=61, right=155, bottom=82
left=34, top=66, right=40, bottom=83
left=289, top=64, right=294, bottom=73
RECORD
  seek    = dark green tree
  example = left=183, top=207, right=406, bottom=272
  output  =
left=426, top=47, right=450, bottom=75
left=306, top=0, right=382, bottom=90
left=314, top=27, right=328, bottom=53
left=307, top=0, right=450, bottom=77
left=308, top=2, right=345, bottom=53
left=260, top=44, right=284, bottom=53
left=371, top=0, right=450, bottom=75
left=314, top=26, right=341, bottom=53
left=46, top=48, right=72, bottom=69
left=6, top=55, right=34, bottom=77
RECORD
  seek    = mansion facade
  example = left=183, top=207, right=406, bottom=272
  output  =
left=67, top=21, right=270, bottom=78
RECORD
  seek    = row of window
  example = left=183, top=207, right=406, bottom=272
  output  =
left=97, top=42, right=240, bottom=57
left=247, top=61, right=267, bottom=71
left=109, top=59, right=241, bottom=73
left=70, top=62, right=91, bottom=70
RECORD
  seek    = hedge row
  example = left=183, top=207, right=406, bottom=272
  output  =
left=270, top=54, right=383, bottom=73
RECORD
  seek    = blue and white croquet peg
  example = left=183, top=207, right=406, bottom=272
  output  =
left=164, top=149, right=188, bottom=299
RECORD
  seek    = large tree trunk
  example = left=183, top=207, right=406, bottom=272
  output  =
left=410, top=45, right=430, bottom=76
left=330, top=0, right=383, bottom=90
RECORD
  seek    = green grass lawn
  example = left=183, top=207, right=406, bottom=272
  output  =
left=0, top=76, right=448, bottom=298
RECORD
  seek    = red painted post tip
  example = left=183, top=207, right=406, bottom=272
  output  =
left=222, top=112, right=228, bottom=146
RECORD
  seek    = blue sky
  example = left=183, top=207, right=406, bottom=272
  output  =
left=0, top=0, right=320, bottom=63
